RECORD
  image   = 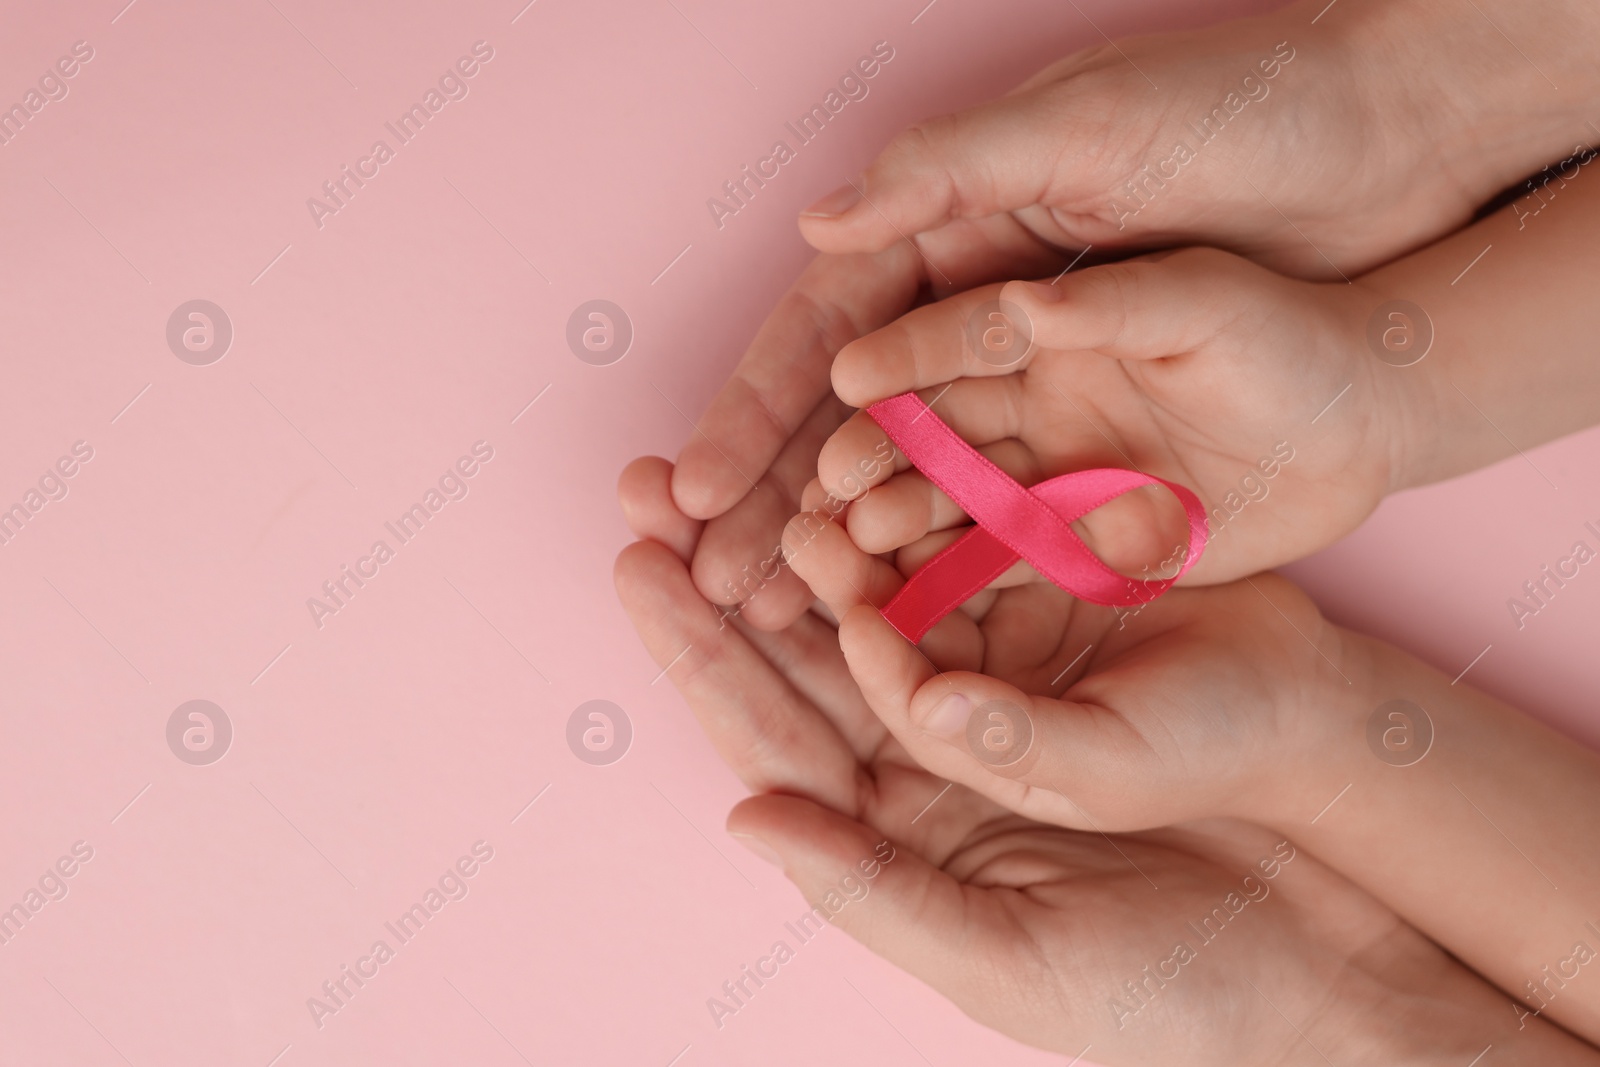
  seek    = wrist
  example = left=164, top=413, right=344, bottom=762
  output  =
left=1331, top=0, right=1600, bottom=205
left=1249, top=622, right=1428, bottom=831
left=1235, top=607, right=1381, bottom=825
left=1331, top=269, right=1457, bottom=494
left=1325, top=277, right=1432, bottom=496
left=1301, top=935, right=1600, bottom=1066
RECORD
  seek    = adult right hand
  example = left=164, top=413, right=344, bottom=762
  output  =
left=670, top=0, right=1600, bottom=634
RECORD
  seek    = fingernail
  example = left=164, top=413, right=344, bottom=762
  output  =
left=802, top=181, right=862, bottom=218
left=1017, top=280, right=1063, bottom=304
left=916, top=692, right=971, bottom=738
left=730, top=832, right=784, bottom=867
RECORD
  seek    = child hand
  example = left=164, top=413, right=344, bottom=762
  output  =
left=815, top=248, right=1399, bottom=591
left=785, top=484, right=1344, bottom=828
left=617, top=462, right=1595, bottom=1063
left=786, top=475, right=1600, bottom=1045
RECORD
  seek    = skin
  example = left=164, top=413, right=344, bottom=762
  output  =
left=672, top=0, right=1600, bottom=632
left=796, top=149, right=1600, bottom=1044
left=810, top=248, right=1394, bottom=592
left=637, top=0, right=1600, bottom=1055
left=786, top=487, right=1600, bottom=1044
left=615, top=458, right=1600, bottom=1063
left=798, top=0, right=1600, bottom=275
left=813, top=170, right=1600, bottom=595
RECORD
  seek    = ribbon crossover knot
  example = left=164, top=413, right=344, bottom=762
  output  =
left=866, top=391, right=1209, bottom=643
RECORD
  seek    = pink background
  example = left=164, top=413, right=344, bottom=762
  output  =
left=2, top=0, right=1597, bottom=1064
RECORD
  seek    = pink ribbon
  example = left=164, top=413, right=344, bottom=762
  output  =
left=866, top=391, right=1209, bottom=643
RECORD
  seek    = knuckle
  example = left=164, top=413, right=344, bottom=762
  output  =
left=877, top=117, right=964, bottom=217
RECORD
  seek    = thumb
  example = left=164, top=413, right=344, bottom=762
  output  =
left=725, top=794, right=977, bottom=994
left=840, top=603, right=1053, bottom=784
left=797, top=91, right=1079, bottom=254
left=839, top=604, right=1155, bottom=829
left=999, top=249, right=1265, bottom=361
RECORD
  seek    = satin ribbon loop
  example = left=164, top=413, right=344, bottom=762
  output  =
left=865, top=391, right=1209, bottom=643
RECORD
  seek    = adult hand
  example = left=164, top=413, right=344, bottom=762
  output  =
left=668, top=0, right=1600, bottom=634
left=798, top=0, right=1600, bottom=281
left=669, top=233, right=1062, bottom=633
left=615, top=458, right=1595, bottom=1063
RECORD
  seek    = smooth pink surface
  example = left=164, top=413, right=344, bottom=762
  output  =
left=1284, top=431, right=1600, bottom=755
left=5, top=1, right=1596, bottom=1065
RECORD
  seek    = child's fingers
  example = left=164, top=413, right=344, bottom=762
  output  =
left=815, top=410, right=909, bottom=502
left=843, top=439, right=1040, bottom=555
left=787, top=484, right=983, bottom=671
left=830, top=286, right=1040, bottom=408
left=839, top=604, right=1164, bottom=832
left=783, top=494, right=904, bottom=621
left=844, top=469, right=947, bottom=554
left=999, top=248, right=1267, bottom=362
left=816, top=379, right=1030, bottom=501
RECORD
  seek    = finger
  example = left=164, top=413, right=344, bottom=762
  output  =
left=815, top=380, right=1027, bottom=502
left=999, top=248, right=1272, bottom=362
left=827, top=372, right=1193, bottom=581
left=617, top=456, right=702, bottom=563
left=690, top=394, right=851, bottom=631
left=782, top=492, right=905, bottom=622
left=671, top=244, right=922, bottom=521
left=913, top=211, right=1081, bottom=298
left=733, top=606, right=888, bottom=763
left=814, top=409, right=906, bottom=502
left=613, top=539, right=859, bottom=811
left=847, top=468, right=948, bottom=554
left=845, top=439, right=1041, bottom=555
left=725, top=794, right=998, bottom=1005
left=839, top=603, right=1162, bottom=832
left=832, top=252, right=1279, bottom=407
left=831, top=284, right=1036, bottom=408
left=797, top=90, right=1093, bottom=255
left=785, top=484, right=983, bottom=673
